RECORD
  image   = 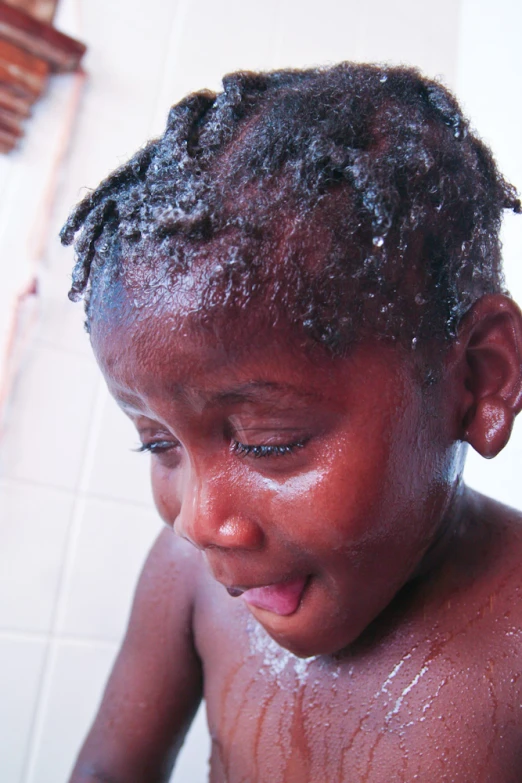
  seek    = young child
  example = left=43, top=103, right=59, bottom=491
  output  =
left=61, top=63, right=522, bottom=782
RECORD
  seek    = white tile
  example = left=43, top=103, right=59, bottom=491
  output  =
left=457, top=0, right=522, bottom=305
left=354, top=0, right=460, bottom=86
left=58, top=497, right=162, bottom=642
left=0, top=636, right=47, bottom=783
left=27, top=640, right=117, bottom=783
left=0, top=482, right=74, bottom=633
left=0, top=344, right=99, bottom=490
left=272, top=0, right=361, bottom=71
left=35, top=280, right=92, bottom=358
left=26, top=640, right=209, bottom=783
left=84, top=392, right=154, bottom=506
left=0, top=67, right=81, bottom=366
left=464, top=422, right=522, bottom=511
left=171, top=703, right=211, bottom=783
left=47, top=0, right=181, bottom=248
left=149, top=0, right=280, bottom=135
left=273, top=0, right=459, bottom=85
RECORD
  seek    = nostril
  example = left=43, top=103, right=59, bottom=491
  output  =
left=172, top=516, right=192, bottom=543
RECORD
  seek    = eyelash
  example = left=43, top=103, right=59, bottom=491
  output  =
left=231, top=440, right=306, bottom=458
left=135, top=439, right=307, bottom=458
left=134, top=441, right=177, bottom=454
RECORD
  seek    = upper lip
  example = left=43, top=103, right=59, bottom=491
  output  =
left=224, top=581, right=281, bottom=593
left=204, top=553, right=308, bottom=593
left=222, top=575, right=307, bottom=593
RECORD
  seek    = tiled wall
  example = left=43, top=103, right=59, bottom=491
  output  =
left=1, top=1, right=521, bottom=781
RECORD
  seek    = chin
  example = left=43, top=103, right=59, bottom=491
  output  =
left=259, top=616, right=358, bottom=659
left=251, top=598, right=369, bottom=660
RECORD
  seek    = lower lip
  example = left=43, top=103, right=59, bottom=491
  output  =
left=240, top=576, right=308, bottom=616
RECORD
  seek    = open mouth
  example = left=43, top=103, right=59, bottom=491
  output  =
left=227, top=575, right=309, bottom=616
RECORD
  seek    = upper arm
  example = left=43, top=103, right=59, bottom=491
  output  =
left=69, top=528, right=203, bottom=783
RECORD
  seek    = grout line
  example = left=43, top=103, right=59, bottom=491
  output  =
left=0, top=630, right=120, bottom=649
left=148, top=0, right=192, bottom=136
left=21, top=376, right=107, bottom=783
left=0, top=474, right=155, bottom=511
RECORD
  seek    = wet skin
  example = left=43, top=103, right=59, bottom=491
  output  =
left=70, top=295, right=522, bottom=783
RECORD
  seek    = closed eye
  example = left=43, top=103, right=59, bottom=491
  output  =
left=134, top=440, right=179, bottom=454
left=231, top=440, right=307, bottom=458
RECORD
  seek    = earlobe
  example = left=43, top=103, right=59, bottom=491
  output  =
left=464, top=398, right=513, bottom=459
left=456, top=294, right=522, bottom=459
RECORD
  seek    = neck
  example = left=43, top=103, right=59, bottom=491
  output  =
left=411, top=479, right=471, bottom=582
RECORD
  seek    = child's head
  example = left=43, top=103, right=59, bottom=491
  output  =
left=62, top=62, right=519, bottom=352
left=62, top=62, right=522, bottom=657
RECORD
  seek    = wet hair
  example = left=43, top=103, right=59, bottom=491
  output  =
left=61, top=61, right=520, bottom=352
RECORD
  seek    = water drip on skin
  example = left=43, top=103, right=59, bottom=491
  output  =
left=338, top=641, right=426, bottom=777
left=419, top=675, right=449, bottom=721
left=361, top=730, right=386, bottom=782
left=247, top=617, right=349, bottom=781
left=243, top=619, right=317, bottom=781
left=282, top=678, right=312, bottom=782
left=482, top=658, right=500, bottom=771
left=219, top=660, right=246, bottom=776
left=384, top=665, right=429, bottom=723
left=224, top=668, right=260, bottom=775
left=374, top=654, right=410, bottom=698
left=253, top=688, right=281, bottom=782
left=301, top=667, right=346, bottom=782
left=246, top=616, right=319, bottom=686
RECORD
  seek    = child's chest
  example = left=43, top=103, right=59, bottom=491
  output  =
left=195, top=587, right=522, bottom=783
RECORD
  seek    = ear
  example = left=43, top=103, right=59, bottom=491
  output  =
left=453, top=294, right=522, bottom=458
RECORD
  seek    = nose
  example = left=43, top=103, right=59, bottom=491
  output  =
left=173, top=468, right=264, bottom=552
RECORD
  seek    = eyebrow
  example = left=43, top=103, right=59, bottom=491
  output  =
left=117, top=380, right=319, bottom=414
left=211, top=380, right=319, bottom=404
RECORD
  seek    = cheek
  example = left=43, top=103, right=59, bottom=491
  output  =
left=151, top=463, right=182, bottom=526
left=260, top=405, right=442, bottom=556
left=259, top=440, right=393, bottom=552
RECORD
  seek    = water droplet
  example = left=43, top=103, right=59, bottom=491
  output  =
left=380, top=74, right=388, bottom=83
left=373, top=236, right=384, bottom=247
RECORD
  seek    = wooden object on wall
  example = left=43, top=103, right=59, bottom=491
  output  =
left=3, top=0, right=57, bottom=24
left=0, top=0, right=85, bottom=153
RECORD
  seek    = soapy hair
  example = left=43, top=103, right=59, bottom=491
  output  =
left=61, top=62, right=520, bottom=350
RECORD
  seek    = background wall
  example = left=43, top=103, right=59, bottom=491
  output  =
left=0, top=1, right=520, bottom=781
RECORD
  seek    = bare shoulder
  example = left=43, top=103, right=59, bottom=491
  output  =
left=390, top=491, right=522, bottom=780
left=463, top=490, right=522, bottom=595
left=428, top=489, right=522, bottom=635
left=130, top=525, right=205, bottom=622
left=474, top=492, right=522, bottom=633
left=68, top=528, right=205, bottom=783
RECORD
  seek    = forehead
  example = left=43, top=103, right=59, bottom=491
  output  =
left=92, top=292, right=324, bottom=404
left=89, top=281, right=425, bottom=420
